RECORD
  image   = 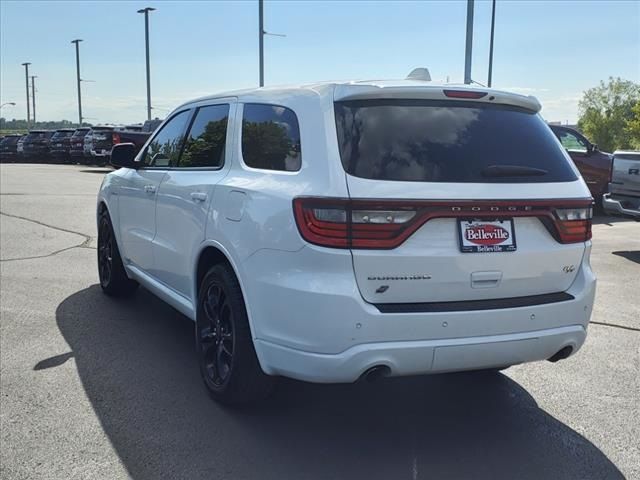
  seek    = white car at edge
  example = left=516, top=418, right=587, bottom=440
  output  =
left=97, top=73, right=596, bottom=404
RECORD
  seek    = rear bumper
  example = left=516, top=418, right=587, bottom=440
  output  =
left=256, top=325, right=586, bottom=383
left=246, top=244, right=596, bottom=383
left=603, top=193, right=640, bottom=218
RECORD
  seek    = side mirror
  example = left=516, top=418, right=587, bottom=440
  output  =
left=110, top=143, right=138, bottom=169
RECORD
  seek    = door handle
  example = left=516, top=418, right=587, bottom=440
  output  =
left=144, top=185, right=156, bottom=194
left=190, top=192, right=208, bottom=202
left=471, top=271, right=502, bottom=289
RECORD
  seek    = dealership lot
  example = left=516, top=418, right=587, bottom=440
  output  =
left=0, top=164, right=638, bottom=480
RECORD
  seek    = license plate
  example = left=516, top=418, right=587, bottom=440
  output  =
left=56, top=143, right=63, bottom=147
left=458, top=219, right=516, bottom=253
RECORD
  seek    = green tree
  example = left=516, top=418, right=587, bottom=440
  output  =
left=577, top=77, right=640, bottom=152
left=625, top=101, right=640, bottom=149
left=241, top=121, right=292, bottom=170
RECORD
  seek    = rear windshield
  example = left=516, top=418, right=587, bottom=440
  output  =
left=334, top=100, right=577, bottom=183
left=52, top=131, right=74, bottom=139
left=25, top=132, right=47, bottom=141
left=1, top=136, right=20, bottom=145
left=72, top=129, right=90, bottom=138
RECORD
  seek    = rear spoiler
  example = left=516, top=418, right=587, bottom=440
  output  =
left=333, top=84, right=541, bottom=113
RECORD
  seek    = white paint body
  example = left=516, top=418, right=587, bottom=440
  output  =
left=98, top=80, right=596, bottom=383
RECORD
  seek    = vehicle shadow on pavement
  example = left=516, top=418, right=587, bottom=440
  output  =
left=53, top=285, right=624, bottom=480
left=592, top=214, right=634, bottom=226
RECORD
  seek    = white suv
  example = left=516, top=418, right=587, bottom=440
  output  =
left=97, top=78, right=596, bottom=404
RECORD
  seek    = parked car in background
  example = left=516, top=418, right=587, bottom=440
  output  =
left=549, top=125, right=612, bottom=202
left=22, top=130, right=54, bottom=161
left=48, top=128, right=76, bottom=162
left=98, top=79, right=595, bottom=404
left=16, top=135, right=26, bottom=158
left=83, top=130, right=94, bottom=161
left=91, top=119, right=163, bottom=162
left=90, top=126, right=115, bottom=162
left=69, top=127, right=91, bottom=161
left=603, top=151, right=640, bottom=219
left=0, top=134, right=22, bottom=162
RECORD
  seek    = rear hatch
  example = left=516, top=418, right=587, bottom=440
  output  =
left=91, top=128, right=114, bottom=151
left=328, top=92, right=592, bottom=305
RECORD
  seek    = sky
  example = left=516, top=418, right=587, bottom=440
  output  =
left=1, top=0, right=639, bottom=125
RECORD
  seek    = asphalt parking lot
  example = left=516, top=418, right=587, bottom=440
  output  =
left=1, top=163, right=638, bottom=480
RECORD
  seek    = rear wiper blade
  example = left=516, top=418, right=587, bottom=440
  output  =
left=482, top=165, right=548, bottom=177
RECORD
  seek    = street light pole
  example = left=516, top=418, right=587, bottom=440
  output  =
left=71, top=39, right=83, bottom=127
left=21, top=62, right=31, bottom=126
left=259, top=0, right=264, bottom=87
left=464, top=0, right=474, bottom=84
left=487, top=0, right=496, bottom=87
left=30, top=75, right=37, bottom=124
left=0, top=102, right=17, bottom=110
left=137, top=7, right=155, bottom=121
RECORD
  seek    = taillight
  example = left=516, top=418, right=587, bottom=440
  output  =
left=443, top=89, right=488, bottom=99
left=293, top=198, right=419, bottom=249
left=294, top=198, right=594, bottom=249
left=112, top=132, right=121, bottom=145
left=554, top=207, right=592, bottom=243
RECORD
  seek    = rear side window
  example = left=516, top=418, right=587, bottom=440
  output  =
left=179, top=104, right=229, bottom=168
left=241, top=103, right=301, bottom=171
left=142, top=110, right=191, bottom=167
left=556, top=129, right=588, bottom=153
left=334, top=100, right=578, bottom=183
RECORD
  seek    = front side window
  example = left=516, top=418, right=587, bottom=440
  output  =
left=179, top=104, right=229, bottom=168
left=241, top=103, right=301, bottom=171
left=142, top=110, right=191, bottom=167
left=557, top=129, right=588, bottom=153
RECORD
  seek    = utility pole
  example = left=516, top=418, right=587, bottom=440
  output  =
left=137, top=7, right=155, bottom=121
left=257, top=0, right=284, bottom=87
left=259, top=0, right=264, bottom=87
left=487, top=0, right=496, bottom=87
left=71, top=39, right=83, bottom=127
left=464, top=0, right=474, bottom=85
left=21, top=62, right=31, bottom=126
left=30, top=76, right=37, bottom=124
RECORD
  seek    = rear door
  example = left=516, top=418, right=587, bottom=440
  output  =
left=334, top=98, right=590, bottom=304
left=117, top=109, right=192, bottom=272
left=153, top=100, right=235, bottom=299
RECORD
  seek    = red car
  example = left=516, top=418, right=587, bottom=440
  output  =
left=549, top=125, right=612, bottom=202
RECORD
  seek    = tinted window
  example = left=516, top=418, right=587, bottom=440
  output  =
left=556, top=129, right=588, bottom=153
left=71, top=129, right=89, bottom=138
left=335, top=100, right=578, bottom=183
left=179, top=104, right=229, bottom=168
left=52, top=131, right=74, bottom=139
left=241, top=103, right=301, bottom=171
left=142, top=110, right=191, bottom=167
left=1, top=137, right=19, bottom=145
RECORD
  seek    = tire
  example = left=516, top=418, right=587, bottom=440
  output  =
left=97, top=210, right=138, bottom=297
left=196, top=264, right=275, bottom=405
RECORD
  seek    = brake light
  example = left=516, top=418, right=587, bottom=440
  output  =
left=443, top=89, right=488, bottom=99
left=294, top=198, right=419, bottom=249
left=112, top=132, right=121, bottom=145
left=294, top=198, right=593, bottom=249
left=554, top=207, right=592, bottom=243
